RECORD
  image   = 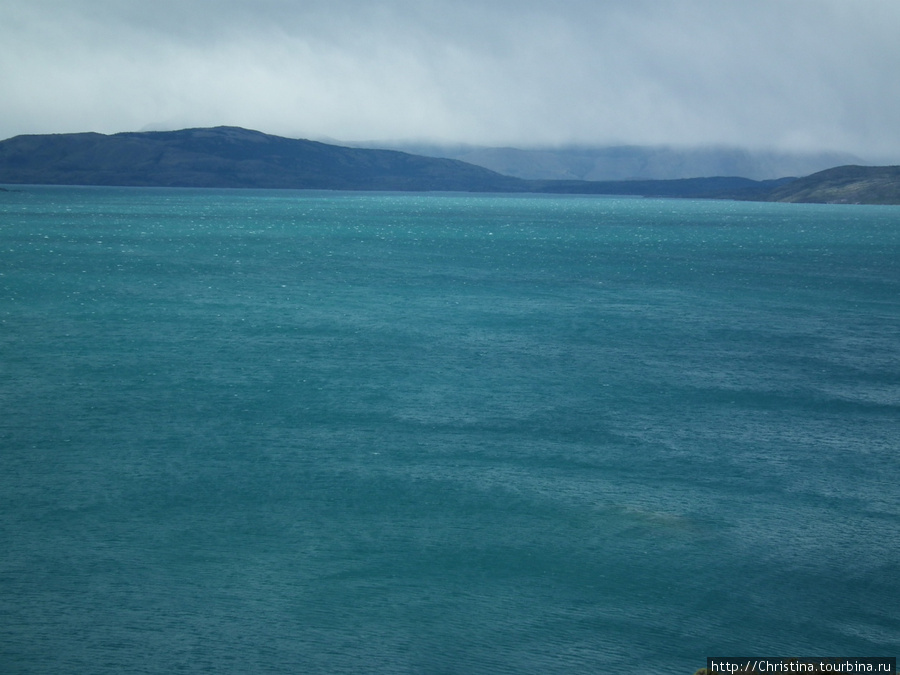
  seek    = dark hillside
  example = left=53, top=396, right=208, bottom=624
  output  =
left=764, top=165, right=900, bottom=204
left=0, top=127, right=526, bottom=192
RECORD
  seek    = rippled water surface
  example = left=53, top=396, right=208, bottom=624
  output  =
left=2, top=187, right=898, bottom=673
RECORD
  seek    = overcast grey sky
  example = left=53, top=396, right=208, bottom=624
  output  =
left=3, top=0, right=900, bottom=159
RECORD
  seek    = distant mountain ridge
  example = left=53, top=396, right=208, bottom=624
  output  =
left=0, top=127, right=898, bottom=204
left=350, top=142, right=864, bottom=182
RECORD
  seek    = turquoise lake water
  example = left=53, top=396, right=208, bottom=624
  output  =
left=1, top=186, right=898, bottom=673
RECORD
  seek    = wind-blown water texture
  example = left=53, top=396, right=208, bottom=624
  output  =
left=1, top=187, right=898, bottom=673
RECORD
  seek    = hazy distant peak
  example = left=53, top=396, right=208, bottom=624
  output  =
left=362, top=142, right=867, bottom=181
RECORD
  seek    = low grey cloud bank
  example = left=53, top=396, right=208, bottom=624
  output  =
left=3, top=0, right=899, bottom=159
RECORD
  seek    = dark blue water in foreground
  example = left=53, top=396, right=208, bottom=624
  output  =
left=2, top=186, right=898, bottom=673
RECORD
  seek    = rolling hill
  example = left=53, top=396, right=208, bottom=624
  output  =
left=0, top=126, right=524, bottom=192
left=763, top=165, right=900, bottom=204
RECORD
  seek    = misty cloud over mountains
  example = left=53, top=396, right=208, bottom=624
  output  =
left=366, top=143, right=864, bottom=181
left=3, top=0, right=900, bottom=160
